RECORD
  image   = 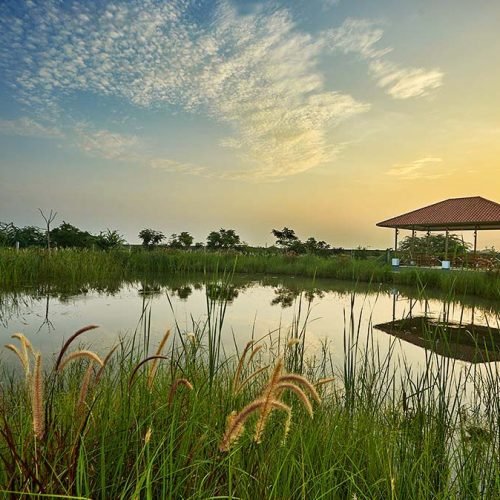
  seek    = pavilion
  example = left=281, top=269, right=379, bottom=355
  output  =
left=376, top=196, right=500, bottom=264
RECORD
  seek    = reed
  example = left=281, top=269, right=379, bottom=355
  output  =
left=1, top=247, right=498, bottom=300
left=0, top=294, right=498, bottom=498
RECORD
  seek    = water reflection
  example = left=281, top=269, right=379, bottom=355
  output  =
left=0, top=274, right=499, bottom=370
left=373, top=292, right=500, bottom=363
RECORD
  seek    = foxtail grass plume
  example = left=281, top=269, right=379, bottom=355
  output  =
left=232, top=341, right=266, bottom=394
left=32, top=352, right=44, bottom=440
left=168, top=378, right=193, bottom=405
left=76, top=364, right=94, bottom=416
left=95, top=344, right=119, bottom=383
left=221, top=357, right=321, bottom=451
left=55, top=325, right=99, bottom=371
left=147, top=329, right=171, bottom=389
left=57, top=350, right=104, bottom=372
left=219, top=398, right=291, bottom=452
left=5, top=333, right=35, bottom=379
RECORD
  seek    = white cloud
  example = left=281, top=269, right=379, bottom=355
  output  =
left=327, top=18, right=444, bottom=99
left=0, top=0, right=370, bottom=179
left=0, top=4, right=444, bottom=179
left=326, top=18, right=392, bottom=59
left=0, top=117, right=62, bottom=138
left=369, top=60, right=443, bottom=99
left=386, top=157, right=448, bottom=180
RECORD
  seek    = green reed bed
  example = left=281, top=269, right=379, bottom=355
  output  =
left=0, top=248, right=499, bottom=300
left=0, top=303, right=498, bottom=499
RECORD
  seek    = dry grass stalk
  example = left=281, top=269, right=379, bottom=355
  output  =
left=168, top=378, right=193, bottom=405
left=12, top=333, right=35, bottom=373
left=278, top=374, right=321, bottom=404
left=58, top=350, right=104, bottom=372
left=232, top=341, right=255, bottom=393
left=221, top=357, right=321, bottom=451
left=76, top=364, right=94, bottom=416
left=147, top=329, right=171, bottom=390
left=144, top=427, right=152, bottom=445
left=234, top=365, right=269, bottom=395
left=32, top=352, right=44, bottom=440
left=275, top=382, right=313, bottom=417
left=5, top=333, right=35, bottom=379
left=128, top=355, right=168, bottom=389
left=247, top=345, right=263, bottom=365
left=5, top=344, right=30, bottom=377
left=95, top=344, right=119, bottom=383
left=254, top=359, right=285, bottom=443
left=55, top=325, right=99, bottom=371
left=315, top=377, right=335, bottom=387
left=219, top=398, right=291, bottom=452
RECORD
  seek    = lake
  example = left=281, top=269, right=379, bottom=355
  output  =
left=2, top=274, right=499, bottom=379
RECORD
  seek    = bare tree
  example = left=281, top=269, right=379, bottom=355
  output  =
left=38, top=208, right=57, bottom=251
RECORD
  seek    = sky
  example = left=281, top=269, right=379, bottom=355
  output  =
left=1, top=0, right=499, bottom=249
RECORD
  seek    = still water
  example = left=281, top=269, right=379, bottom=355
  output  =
left=1, top=275, right=499, bottom=375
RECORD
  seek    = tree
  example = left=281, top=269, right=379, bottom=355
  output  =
left=0, top=222, right=44, bottom=247
left=303, top=237, right=330, bottom=255
left=95, top=229, right=125, bottom=250
left=138, top=228, right=165, bottom=248
left=206, top=229, right=241, bottom=250
left=51, top=222, right=95, bottom=248
left=272, top=227, right=299, bottom=249
left=39, top=208, right=57, bottom=251
left=271, top=227, right=306, bottom=253
left=169, top=231, right=194, bottom=249
left=399, top=234, right=470, bottom=258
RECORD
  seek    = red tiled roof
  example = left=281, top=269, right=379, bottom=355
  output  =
left=377, top=196, right=500, bottom=231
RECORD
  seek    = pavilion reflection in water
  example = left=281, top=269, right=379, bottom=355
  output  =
left=374, top=293, right=500, bottom=363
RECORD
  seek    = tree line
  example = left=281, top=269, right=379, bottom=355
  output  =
left=0, top=215, right=340, bottom=255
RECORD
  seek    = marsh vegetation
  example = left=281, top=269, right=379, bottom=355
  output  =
left=0, top=272, right=499, bottom=498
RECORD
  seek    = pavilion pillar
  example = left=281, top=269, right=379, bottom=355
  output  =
left=473, top=228, right=478, bottom=256
left=394, top=228, right=399, bottom=253
left=445, top=229, right=449, bottom=260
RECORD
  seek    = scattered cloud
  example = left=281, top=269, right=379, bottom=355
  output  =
left=0, top=117, right=63, bottom=138
left=0, top=0, right=370, bottom=179
left=327, top=18, right=444, bottom=99
left=386, top=157, right=448, bottom=180
left=369, top=60, right=443, bottom=99
left=74, top=125, right=138, bottom=160
left=0, top=3, right=444, bottom=179
left=150, top=158, right=209, bottom=177
left=326, top=18, right=392, bottom=59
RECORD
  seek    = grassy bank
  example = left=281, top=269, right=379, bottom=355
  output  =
left=0, top=247, right=499, bottom=300
left=1, top=305, right=498, bottom=498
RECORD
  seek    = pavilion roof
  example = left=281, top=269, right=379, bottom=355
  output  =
left=376, top=196, right=500, bottom=231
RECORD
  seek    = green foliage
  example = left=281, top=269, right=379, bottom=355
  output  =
left=50, top=221, right=95, bottom=248
left=303, top=236, right=330, bottom=255
left=272, top=228, right=331, bottom=255
left=0, top=249, right=498, bottom=300
left=272, top=226, right=299, bottom=249
left=94, top=229, right=125, bottom=250
left=0, top=222, right=45, bottom=247
left=400, top=234, right=471, bottom=258
left=138, top=228, right=165, bottom=248
left=169, top=231, right=194, bottom=249
left=206, top=228, right=242, bottom=250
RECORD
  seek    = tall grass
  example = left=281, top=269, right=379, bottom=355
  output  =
left=1, top=247, right=499, bottom=300
left=0, top=288, right=498, bottom=498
